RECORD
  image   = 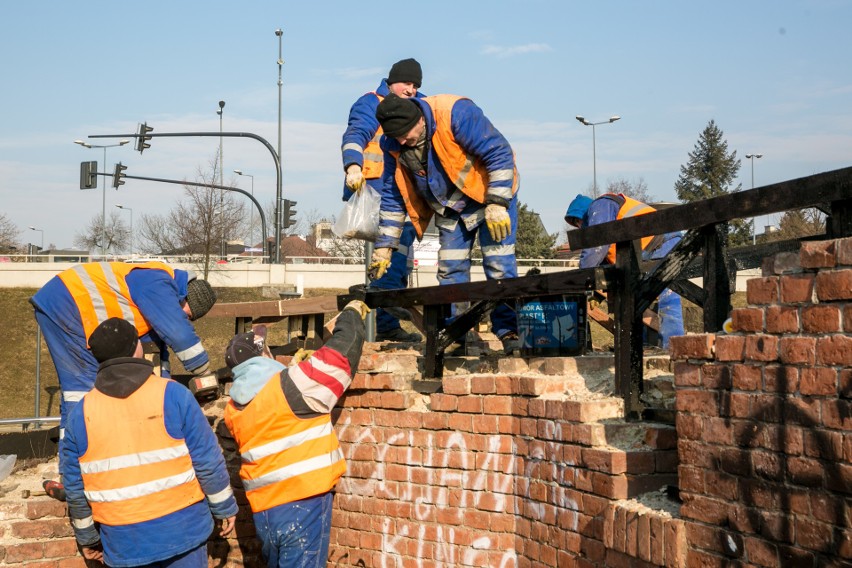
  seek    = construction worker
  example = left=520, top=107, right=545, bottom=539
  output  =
left=372, top=93, right=521, bottom=353
left=565, top=193, right=685, bottom=347
left=61, top=317, right=237, bottom=567
left=222, top=299, right=369, bottom=567
left=341, top=57, right=425, bottom=342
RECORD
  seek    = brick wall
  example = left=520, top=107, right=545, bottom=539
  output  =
left=670, top=237, right=852, bottom=567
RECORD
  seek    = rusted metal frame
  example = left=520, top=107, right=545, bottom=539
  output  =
left=612, top=240, right=644, bottom=420
left=702, top=225, right=731, bottom=332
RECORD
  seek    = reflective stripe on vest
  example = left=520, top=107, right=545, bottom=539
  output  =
left=79, top=377, right=204, bottom=526
left=343, top=92, right=384, bottom=179
left=604, top=194, right=657, bottom=264
left=58, top=261, right=175, bottom=345
left=224, top=373, right=346, bottom=513
left=391, top=95, right=518, bottom=239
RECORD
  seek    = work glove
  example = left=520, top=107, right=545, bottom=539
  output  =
left=291, top=348, right=315, bottom=364
left=485, top=203, right=511, bottom=242
left=343, top=299, right=371, bottom=320
left=345, top=164, right=365, bottom=192
left=368, top=247, right=393, bottom=280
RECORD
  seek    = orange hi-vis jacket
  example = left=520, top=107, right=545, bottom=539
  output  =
left=79, top=376, right=205, bottom=526
left=224, top=374, right=346, bottom=513
left=361, top=92, right=385, bottom=179
left=390, top=94, right=519, bottom=239
left=57, top=261, right=175, bottom=346
left=603, top=193, right=657, bottom=264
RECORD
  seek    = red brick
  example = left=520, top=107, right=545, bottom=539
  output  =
left=664, top=519, right=687, bottom=568
left=714, top=335, right=745, bottom=361
left=816, top=269, right=852, bottom=301
left=649, top=515, right=665, bottom=565
left=822, top=399, right=852, bottom=430
left=732, top=364, right=762, bottom=391
left=743, top=536, right=778, bottom=567
left=838, top=237, right=852, bottom=265
left=747, top=277, right=779, bottom=305
left=442, top=376, right=470, bottom=395
left=43, top=539, right=78, bottom=559
left=764, top=364, right=798, bottom=394
left=582, top=447, right=627, bottom=474
left=802, top=304, right=842, bottom=333
left=457, top=395, right=483, bottom=414
left=4, top=542, right=45, bottom=563
left=816, top=334, right=852, bottom=366
left=779, top=273, right=815, bottom=304
left=669, top=334, right=715, bottom=360
left=701, top=363, right=731, bottom=389
left=732, top=307, right=764, bottom=332
left=744, top=335, right=778, bottom=362
left=796, top=517, right=834, bottom=551
left=469, top=375, right=496, bottom=394
left=704, top=417, right=734, bottom=445
left=799, top=367, right=837, bottom=396
left=11, top=519, right=72, bottom=539
left=800, top=239, right=837, bottom=268
left=787, top=456, right=824, bottom=486
left=429, top=393, right=457, bottom=412
left=779, top=337, right=816, bottom=365
left=675, top=389, right=719, bottom=416
left=765, top=305, right=800, bottom=333
left=483, top=395, right=513, bottom=415
left=673, top=362, right=701, bottom=386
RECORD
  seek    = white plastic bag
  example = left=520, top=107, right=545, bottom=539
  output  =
left=333, top=185, right=381, bottom=241
left=0, top=455, right=16, bottom=482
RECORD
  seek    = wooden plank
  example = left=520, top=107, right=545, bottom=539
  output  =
left=613, top=240, right=644, bottom=420
left=567, top=167, right=852, bottom=250
left=206, top=296, right=339, bottom=318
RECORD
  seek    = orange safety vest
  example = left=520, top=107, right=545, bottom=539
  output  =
left=362, top=93, right=385, bottom=179
left=224, top=374, right=346, bottom=513
left=603, top=194, right=657, bottom=264
left=390, top=94, right=519, bottom=239
left=58, top=261, right=175, bottom=345
left=79, top=377, right=204, bottom=526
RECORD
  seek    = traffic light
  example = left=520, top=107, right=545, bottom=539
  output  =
left=112, top=162, right=127, bottom=189
left=135, top=122, right=154, bottom=153
left=282, top=199, right=298, bottom=229
left=79, top=161, right=98, bottom=189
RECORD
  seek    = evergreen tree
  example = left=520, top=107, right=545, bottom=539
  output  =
left=674, top=120, right=751, bottom=246
left=516, top=201, right=556, bottom=260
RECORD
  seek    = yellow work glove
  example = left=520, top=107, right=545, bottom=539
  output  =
left=485, top=203, right=511, bottom=242
left=291, top=348, right=315, bottom=364
left=344, top=300, right=371, bottom=320
left=345, top=164, right=365, bottom=192
left=368, top=247, right=392, bottom=280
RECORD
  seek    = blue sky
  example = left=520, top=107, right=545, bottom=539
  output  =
left=2, top=1, right=850, bottom=250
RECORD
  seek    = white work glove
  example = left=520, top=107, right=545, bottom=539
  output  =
left=485, top=203, right=511, bottom=242
left=345, top=164, right=365, bottom=192
left=368, top=247, right=392, bottom=280
left=344, top=299, right=371, bottom=320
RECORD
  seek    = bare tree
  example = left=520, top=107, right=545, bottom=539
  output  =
left=605, top=177, right=656, bottom=204
left=138, top=159, right=245, bottom=278
left=73, top=211, right=129, bottom=254
left=766, top=208, right=826, bottom=242
left=0, top=213, right=21, bottom=254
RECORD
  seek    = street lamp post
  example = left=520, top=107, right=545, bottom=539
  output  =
left=275, top=28, right=284, bottom=263
left=745, top=153, right=763, bottom=244
left=217, top=101, right=226, bottom=258
left=28, top=226, right=43, bottom=255
left=74, top=139, right=130, bottom=256
left=115, top=204, right=133, bottom=257
left=575, top=115, right=621, bottom=196
left=234, top=170, right=255, bottom=248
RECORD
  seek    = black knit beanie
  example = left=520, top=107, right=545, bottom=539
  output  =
left=376, top=94, right=423, bottom=138
left=387, top=58, right=422, bottom=88
left=185, top=279, right=217, bottom=321
left=88, top=317, right=139, bottom=362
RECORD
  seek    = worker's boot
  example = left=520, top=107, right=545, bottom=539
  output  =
left=375, top=327, right=422, bottom=343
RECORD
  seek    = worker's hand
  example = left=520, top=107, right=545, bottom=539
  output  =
left=344, top=300, right=371, bottom=320
left=485, top=203, right=511, bottom=242
left=368, top=248, right=393, bottom=280
left=81, top=545, right=104, bottom=562
left=345, top=164, right=365, bottom=192
left=218, top=515, right=236, bottom=537
left=291, top=348, right=315, bottom=364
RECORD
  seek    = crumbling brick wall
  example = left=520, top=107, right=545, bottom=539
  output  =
left=670, top=237, right=851, bottom=566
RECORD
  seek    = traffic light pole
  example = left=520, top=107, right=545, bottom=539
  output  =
left=89, top=131, right=284, bottom=263
left=111, top=172, right=269, bottom=262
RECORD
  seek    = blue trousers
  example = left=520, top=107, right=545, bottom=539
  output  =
left=254, top=492, right=334, bottom=568
left=372, top=222, right=416, bottom=334
left=134, top=544, right=207, bottom=568
left=436, top=201, right=519, bottom=338
left=643, top=232, right=685, bottom=347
